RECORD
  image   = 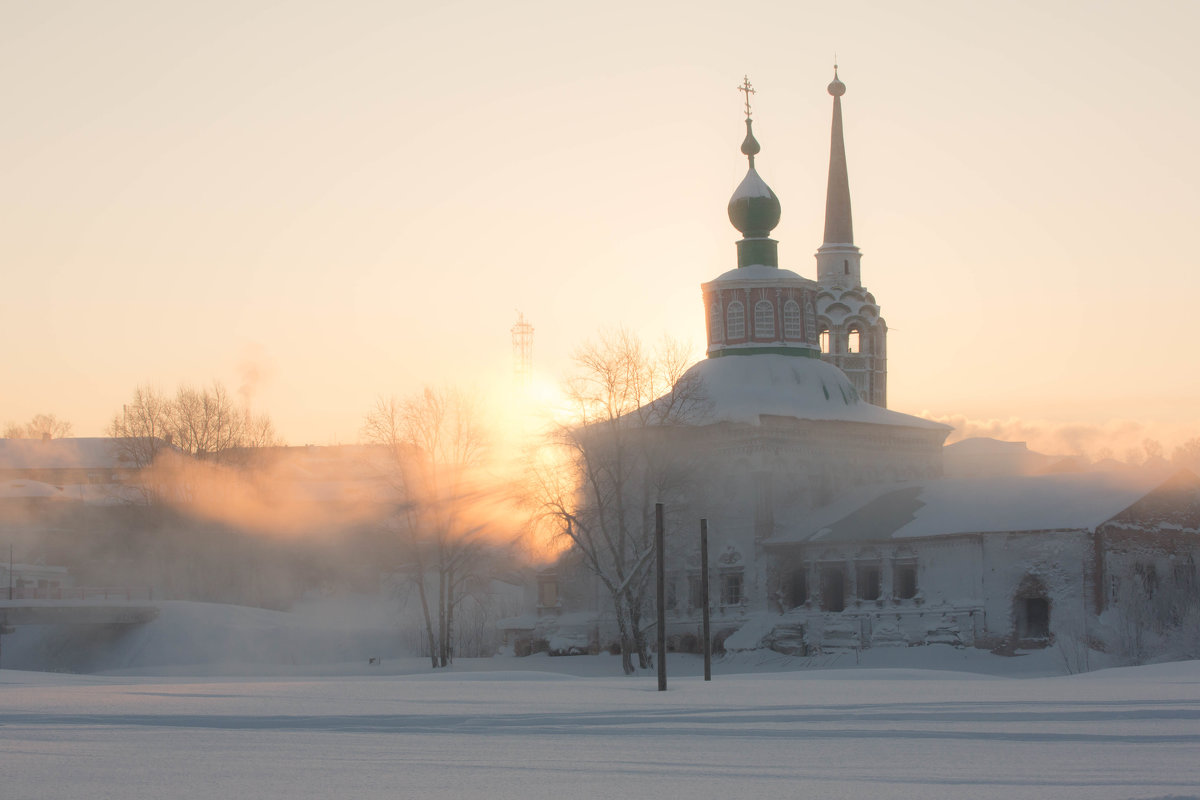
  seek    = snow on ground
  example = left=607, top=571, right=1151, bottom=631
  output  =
left=3, top=601, right=1199, bottom=799
left=1, top=599, right=1078, bottom=678
left=3, top=662, right=1199, bottom=800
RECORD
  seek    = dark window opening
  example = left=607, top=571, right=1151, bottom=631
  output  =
left=856, top=565, right=881, bottom=601
left=821, top=567, right=845, bottom=612
left=843, top=259, right=849, bottom=275
left=666, top=579, right=678, bottom=611
left=894, top=563, right=917, bottom=600
left=720, top=571, right=743, bottom=607
left=1018, top=597, right=1050, bottom=639
left=789, top=569, right=808, bottom=608
left=1136, top=563, right=1159, bottom=599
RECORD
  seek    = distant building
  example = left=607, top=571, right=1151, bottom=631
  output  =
left=0, top=561, right=72, bottom=599
left=0, top=437, right=142, bottom=489
left=942, top=438, right=1061, bottom=478
left=762, top=469, right=1199, bottom=653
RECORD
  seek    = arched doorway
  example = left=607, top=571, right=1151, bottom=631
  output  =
left=1013, top=575, right=1051, bottom=641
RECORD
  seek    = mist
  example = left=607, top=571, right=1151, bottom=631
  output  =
left=4, top=369, right=1196, bottom=672
left=925, top=411, right=1198, bottom=465
left=0, top=419, right=543, bottom=669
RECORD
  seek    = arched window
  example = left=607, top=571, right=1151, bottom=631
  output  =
left=708, top=301, right=722, bottom=343
left=754, top=300, right=774, bottom=338
left=819, top=327, right=830, bottom=354
left=726, top=301, right=745, bottom=340
left=848, top=326, right=861, bottom=354
left=783, top=300, right=802, bottom=339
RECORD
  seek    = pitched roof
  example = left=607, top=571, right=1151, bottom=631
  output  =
left=766, top=470, right=1168, bottom=545
left=0, top=438, right=135, bottom=470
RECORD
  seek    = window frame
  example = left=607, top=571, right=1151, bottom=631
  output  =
left=726, top=301, right=746, bottom=340
left=719, top=569, right=744, bottom=608
left=782, top=300, right=802, bottom=340
left=708, top=300, right=723, bottom=343
left=753, top=299, right=775, bottom=339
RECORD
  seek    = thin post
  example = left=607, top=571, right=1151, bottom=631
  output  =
left=655, top=502, right=666, bottom=692
left=700, top=518, right=711, bottom=681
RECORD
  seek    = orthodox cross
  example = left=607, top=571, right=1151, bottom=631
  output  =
left=738, top=76, right=755, bottom=119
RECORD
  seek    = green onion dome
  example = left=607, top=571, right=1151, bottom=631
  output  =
left=727, top=119, right=781, bottom=238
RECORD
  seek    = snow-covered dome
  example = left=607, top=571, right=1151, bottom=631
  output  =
left=709, top=263, right=809, bottom=285
left=682, top=354, right=948, bottom=430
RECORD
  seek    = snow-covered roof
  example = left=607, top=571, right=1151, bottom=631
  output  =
left=944, top=437, right=1030, bottom=454
left=0, top=562, right=68, bottom=575
left=0, top=438, right=131, bottom=470
left=767, top=471, right=1165, bottom=545
left=0, top=478, right=68, bottom=499
left=707, top=264, right=814, bottom=285
left=683, top=354, right=949, bottom=431
left=942, top=437, right=1063, bottom=478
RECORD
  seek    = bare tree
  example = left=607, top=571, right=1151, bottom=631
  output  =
left=530, top=329, right=706, bottom=675
left=171, top=383, right=243, bottom=459
left=108, top=382, right=281, bottom=501
left=4, top=413, right=73, bottom=439
left=108, top=386, right=174, bottom=471
left=1106, top=559, right=1200, bottom=666
left=1172, top=438, right=1200, bottom=473
left=364, top=387, right=497, bottom=668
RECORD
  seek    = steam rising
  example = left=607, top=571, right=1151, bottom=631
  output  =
left=924, top=412, right=1198, bottom=463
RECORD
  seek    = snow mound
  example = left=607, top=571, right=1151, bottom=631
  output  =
left=6, top=600, right=404, bottom=676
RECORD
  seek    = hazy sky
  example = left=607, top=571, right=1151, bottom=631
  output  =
left=3, top=0, right=1198, bottom=455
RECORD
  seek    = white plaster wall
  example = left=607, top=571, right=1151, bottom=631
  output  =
left=979, top=531, right=1092, bottom=641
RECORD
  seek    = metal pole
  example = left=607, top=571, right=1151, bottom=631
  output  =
left=655, top=502, right=666, bottom=692
left=701, top=519, right=711, bottom=681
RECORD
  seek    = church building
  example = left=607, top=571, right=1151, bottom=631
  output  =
left=507, top=72, right=1200, bottom=663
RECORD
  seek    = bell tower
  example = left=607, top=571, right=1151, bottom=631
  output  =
left=813, top=66, right=888, bottom=407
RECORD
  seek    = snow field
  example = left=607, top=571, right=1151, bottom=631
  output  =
left=3, top=601, right=1199, bottom=798
left=3, top=662, right=1199, bottom=800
